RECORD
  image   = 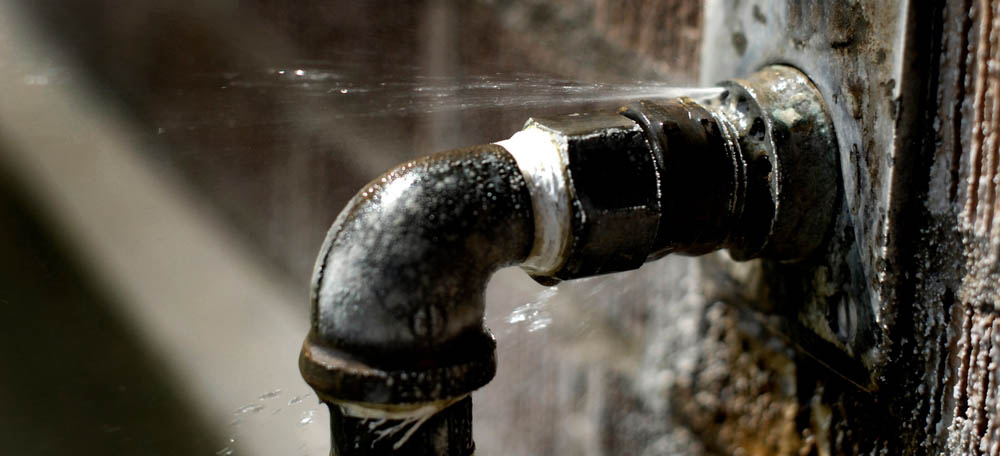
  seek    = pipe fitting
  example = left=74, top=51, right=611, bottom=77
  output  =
left=713, top=66, right=839, bottom=260
left=496, top=112, right=661, bottom=281
left=300, top=65, right=838, bottom=455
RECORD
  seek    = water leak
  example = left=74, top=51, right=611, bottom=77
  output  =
left=298, top=410, right=316, bottom=426
left=257, top=389, right=283, bottom=401
left=505, top=287, right=558, bottom=333
left=216, top=438, right=236, bottom=456
left=222, top=389, right=320, bottom=455
left=499, top=275, right=617, bottom=339
left=288, top=392, right=311, bottom=406
left=234, top=403, right=265, bottom=415
left=147, top=60, right=716, bottom=455
left=204, top=63, right=721, bottom=120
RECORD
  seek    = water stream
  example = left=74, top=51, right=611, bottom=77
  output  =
left=210, top=64, right=721, bottom=118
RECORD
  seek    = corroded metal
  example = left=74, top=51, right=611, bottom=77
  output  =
left=627, top=66, right=838, bottom=263
left=718, top=66, right=840, bottom=260
left=701, top=0, right=919, bottom=386
left=623, top=98, right=747, bottom=258
left=700, top=1, right=956, bottom=453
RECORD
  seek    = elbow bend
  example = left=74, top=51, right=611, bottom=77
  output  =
left=301, top=144, right=534, bottom=405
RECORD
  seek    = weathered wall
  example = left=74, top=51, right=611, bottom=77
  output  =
left=936, top=0, right=1000, bottom=453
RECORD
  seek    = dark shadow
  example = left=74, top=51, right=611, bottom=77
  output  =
left=0, top=157, right=223, bottom=455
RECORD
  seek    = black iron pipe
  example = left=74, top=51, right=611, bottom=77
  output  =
left=300, top=65, right=838, bottom=455
left=301, top=144, right=533, bottom=455
left=302, top=143, right=532, bottom=396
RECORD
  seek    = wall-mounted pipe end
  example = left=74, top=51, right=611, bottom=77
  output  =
left=715, top=65, right=840, bottom=261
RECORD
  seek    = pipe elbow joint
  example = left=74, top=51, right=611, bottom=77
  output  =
left=301, top=144, right=533, bottom=407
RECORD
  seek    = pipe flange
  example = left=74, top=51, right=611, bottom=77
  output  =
left=300, top=331, right=496, bottom=405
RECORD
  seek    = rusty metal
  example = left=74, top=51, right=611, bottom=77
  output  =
left=701, top=1, right=934, bottom=392
left=697, top=2, right=965, bottom=452
left=713, top=66, right=839, bottom=261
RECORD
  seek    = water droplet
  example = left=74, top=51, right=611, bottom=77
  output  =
left=257, top=389, right=282, bottom=401
left=299, top=410, right=316, bottom=426
left=506, top=288, right=558, bottom=333
left=340, top=88, right=349, bottom=94
left=216, top=447, right=234, bottom=455
left=287, top=393, right=311, bottom=406
left=294, top=69, right=305, bottom=76
left=234, top=404, right=265, bottom=414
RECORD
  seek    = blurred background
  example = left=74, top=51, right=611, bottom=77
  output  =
left=0, top=1, right=702, bottom=454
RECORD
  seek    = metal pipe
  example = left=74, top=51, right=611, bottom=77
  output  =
left=300, top=65, right=838, bottom=455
